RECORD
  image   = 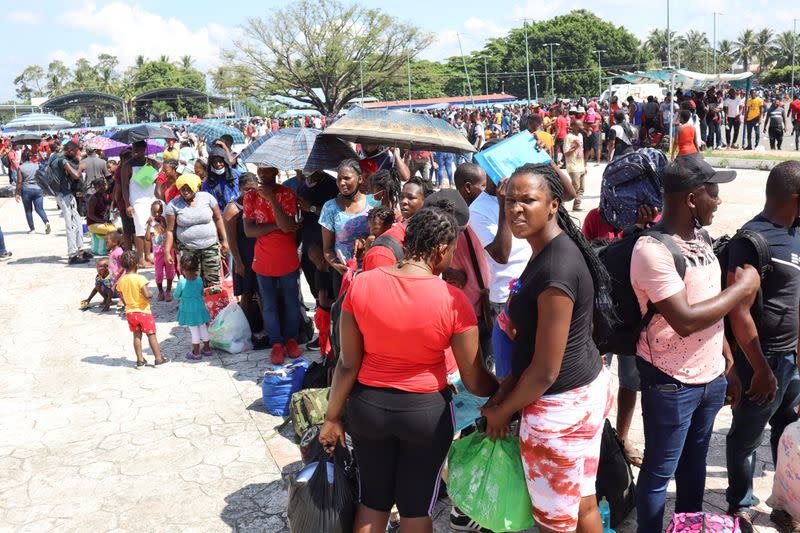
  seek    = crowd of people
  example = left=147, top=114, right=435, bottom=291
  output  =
left=0, top=93, right=799, bottom=533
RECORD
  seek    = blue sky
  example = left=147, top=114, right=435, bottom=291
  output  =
left=3, top=0, right=799, bottom=101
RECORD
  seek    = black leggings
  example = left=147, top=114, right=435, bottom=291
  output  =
left=769, top=127, right=784, bottom=150
left=346, top=383, right=454, bottom=518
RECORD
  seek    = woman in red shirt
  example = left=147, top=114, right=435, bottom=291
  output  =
left=320, top=207, right=498, bottom=532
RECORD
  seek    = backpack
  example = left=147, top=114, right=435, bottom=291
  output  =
left=593, top=225, right=700, bottom=356
left=599, top=148, right=667, bottom=230
left=712, top=229, right=772, bottom=339
left=328, top=234, right=404, bottom=361
left=1, top=154, right=9, bottom=168
left=595, top=420, right=636, bottom=528
left=290, top=387, right=330, bottom=438
left=35, top=154, right=65, bottom=196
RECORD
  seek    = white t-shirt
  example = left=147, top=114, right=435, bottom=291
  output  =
left=468, top=191, right=532, bottom=303
left=723, top=97, right=743, bottom=118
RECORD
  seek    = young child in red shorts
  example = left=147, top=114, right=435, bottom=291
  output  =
left=115, top=250, right=169, bottom=369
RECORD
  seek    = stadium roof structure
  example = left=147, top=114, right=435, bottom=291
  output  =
left=42, top=91, right=124, bottom=114
left=363, top=93, right=517, bottom=110
left=131, top=87, right=228, bottom=105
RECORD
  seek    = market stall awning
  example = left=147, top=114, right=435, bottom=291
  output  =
left=614, top=69, right=753, bottom=90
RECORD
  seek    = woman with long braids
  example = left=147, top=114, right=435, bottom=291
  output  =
left=368, top=169, right=402, bottom=221
left=481, top=163, right=615, bottom=533
left=319, top=206, right=499, bottom=533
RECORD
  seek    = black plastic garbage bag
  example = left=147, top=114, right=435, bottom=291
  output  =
left=287, top=447, right=357, bottom=533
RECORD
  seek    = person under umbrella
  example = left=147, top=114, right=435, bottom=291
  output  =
left=202, top=147, right=240, bottom=211
left=121, top=140, right=158, bottom=267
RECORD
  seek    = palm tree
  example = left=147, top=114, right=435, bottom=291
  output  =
left=716, top=39, right=735, bottom=72
left=733, top=29, right=757, bottom=72
left=158, top=55, right=170, bottom=64
left=645, top=28, right=680, bottom=65
left=773, top=31, right=800, bottom=68
left=754, top=28, right=776, bottom=72
left=180, top=55, right=195, bottom=70
left=680, top=30, right=710, bottom=71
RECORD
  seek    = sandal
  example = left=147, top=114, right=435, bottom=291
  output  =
left=154, top=357, right=171, bottom=366
left=184, top=351, right=202, bottom=361
left=135, top=359, right=147, bottom=369
left=201, top=347, right=213, bottom=357
left=771, top=509, right=800, bottom=533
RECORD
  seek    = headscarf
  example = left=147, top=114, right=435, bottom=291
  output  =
left=175, top=172, right=202, bottom=193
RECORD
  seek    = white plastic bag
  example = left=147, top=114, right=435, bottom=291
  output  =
left=209, top=302, right=253, bottom=353
left=767, top=420, right=800, bottom=522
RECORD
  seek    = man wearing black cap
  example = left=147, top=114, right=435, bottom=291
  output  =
left=629, top=153, right=760, bottom=533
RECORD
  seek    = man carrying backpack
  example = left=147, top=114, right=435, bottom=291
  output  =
left=629, top=154, right=760, bottom=533
left=725, top=160, right=800, bottom=531
left=54, top=141, right=92, bottom=265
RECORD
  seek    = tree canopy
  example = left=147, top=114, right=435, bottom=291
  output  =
left=228, top=0, right=433, bottom=113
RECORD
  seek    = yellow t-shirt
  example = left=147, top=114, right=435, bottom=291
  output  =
left=534, top=130, right=555, bottom=150
left=746, top=98, right=764, bottom=122
left=163, top=147, right=181, bottom=161
left=117, top=273, right=151, bottom=314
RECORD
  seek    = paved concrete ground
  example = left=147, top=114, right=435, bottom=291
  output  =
left=0, top=162, right=785, bottom=532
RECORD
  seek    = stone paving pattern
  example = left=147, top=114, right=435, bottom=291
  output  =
left=0, top=163, right=783, bottom=532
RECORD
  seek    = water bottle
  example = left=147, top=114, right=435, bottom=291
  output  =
left=599, top=497, right=615, bottom=533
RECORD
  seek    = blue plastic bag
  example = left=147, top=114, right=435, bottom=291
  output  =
left=262, top=359, right=309, bottom=416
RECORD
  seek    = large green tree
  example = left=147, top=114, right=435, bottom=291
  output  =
left=14, top=65, right=46, bottom=100
left=229, top=0, right=433, bottom=113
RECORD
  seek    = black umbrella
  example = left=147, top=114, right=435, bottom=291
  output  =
left=11, top=133, right=43, bottom=145
left=110, top=125, right=176, bottom=144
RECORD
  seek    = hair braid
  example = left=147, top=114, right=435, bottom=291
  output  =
left=371, top=169, right=401, bottom=209
left=403, top=207, right=458, bottom=262
left=510, top=164, right=617, bottom=331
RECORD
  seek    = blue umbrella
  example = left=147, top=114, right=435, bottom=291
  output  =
left=188, top=121, right=245, bottom=144
left=3, top=113, right=73, bottom=132
left=238, top=132, right=275, bottom=161
left=240, top=128, right=356, bottom=171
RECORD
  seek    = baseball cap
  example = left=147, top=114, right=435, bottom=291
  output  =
left=661, top=152, right=737, bottom=193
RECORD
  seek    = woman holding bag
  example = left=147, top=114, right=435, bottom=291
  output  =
left=480, top=163, right=614, bottom=533
left=164, top=172, right=229, bottom=287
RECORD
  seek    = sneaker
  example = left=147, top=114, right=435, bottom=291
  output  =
left=0, top=251, right=11, bottom=260
left=154, top=357, right=170, bottom=366
left=728, top=508, right=755, bottom=533
left=68, top=255, right=89, bottom=265
left=271, top=344, right=286, bottom=365
left=770, top=509, right=800, bottom=533
left=450, top=507, right=493, bottom=532
left=306, top=338, right=320, bottom=351
left=80, top=250, right=94, bottom=259
left=286, top=338, right=302, bottom=359
left=45, top=223, right=51, bottom=234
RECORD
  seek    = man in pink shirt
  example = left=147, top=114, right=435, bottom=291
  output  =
left=554, top=108, right=570, bottom=167
left=629, top=153, right=760, bottom=532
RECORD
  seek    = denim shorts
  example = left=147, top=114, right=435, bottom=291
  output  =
left=604, top=353, right=640, bottom=391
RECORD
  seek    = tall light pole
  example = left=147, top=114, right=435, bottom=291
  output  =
left=456, top=33, right=474, bottom=106
left=543, top=43, right=560, bottom=101
left=524, top=20, right=531, bottom=105
left=406, top=53, right=412, bottom=111
left=359, top=60, right=364, bottom=103
left=792, top=19, right=798, bottom=98
left=480, top=56, right=489, bottom=103
left=594, top=49, right=606, bottom=96
left=713, top=12, right=723, bottom=74
left=667, top=0, right=671, bottom=68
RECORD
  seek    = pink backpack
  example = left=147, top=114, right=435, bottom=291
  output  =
left=665, top=513, right=741, bottom=532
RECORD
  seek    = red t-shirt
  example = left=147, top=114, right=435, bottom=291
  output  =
left=555, top=115, right=569, bottom=139
left=164, top=185, right=180, bottom=204
left=581, top=207, right=662, bottom=241
left=343, top=267, right=476, bottom=393
left=790, top=99, right=800, bottom=122
left=361, top=222, right=406, bottom=272
left=243, top=186, right=300, bottom=277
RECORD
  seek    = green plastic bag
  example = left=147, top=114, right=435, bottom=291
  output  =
left=447, top=431, right=535, bottom=532
left=132, top=165, right=157, bottom=189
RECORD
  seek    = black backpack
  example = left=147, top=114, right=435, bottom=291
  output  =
left=595, top=419, right=636, bottom=528
left=712, top=229, right=772, bottom=338
left=593, top=224, right=701, bottom=356
left=328, top=235, right=404, bottom=361
left=36, top=154, right=69, bottom=196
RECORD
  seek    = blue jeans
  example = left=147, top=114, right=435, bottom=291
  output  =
left=9, top=168, right=17, bottom=185
left=455, top=152, right=473, bottom=165
left=726, top=351, right=800, bottom=512
left=603, top=354, right=641, bottom=391
left=256, top=270, right=301, bottom=346
left=745, top=119, right=761, bottom=148
left=21, top=186, right=49, bottom=230
left=0, top=223, right=6, bottom=254
left=434, top=152, right=455, bottom=188
left=636, top=358, right=727, bottom=533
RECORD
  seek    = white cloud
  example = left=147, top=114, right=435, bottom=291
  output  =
left=50, top=1, right=231, bottom=73
left=8, top=11, right=40, bottom=25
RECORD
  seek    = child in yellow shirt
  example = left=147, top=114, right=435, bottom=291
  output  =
left=116, top=251, right=169, bottom=368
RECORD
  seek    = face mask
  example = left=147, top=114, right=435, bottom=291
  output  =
left=341, top=188, right=359, bottom=200
left=211, top=166, right=225, bottom=176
